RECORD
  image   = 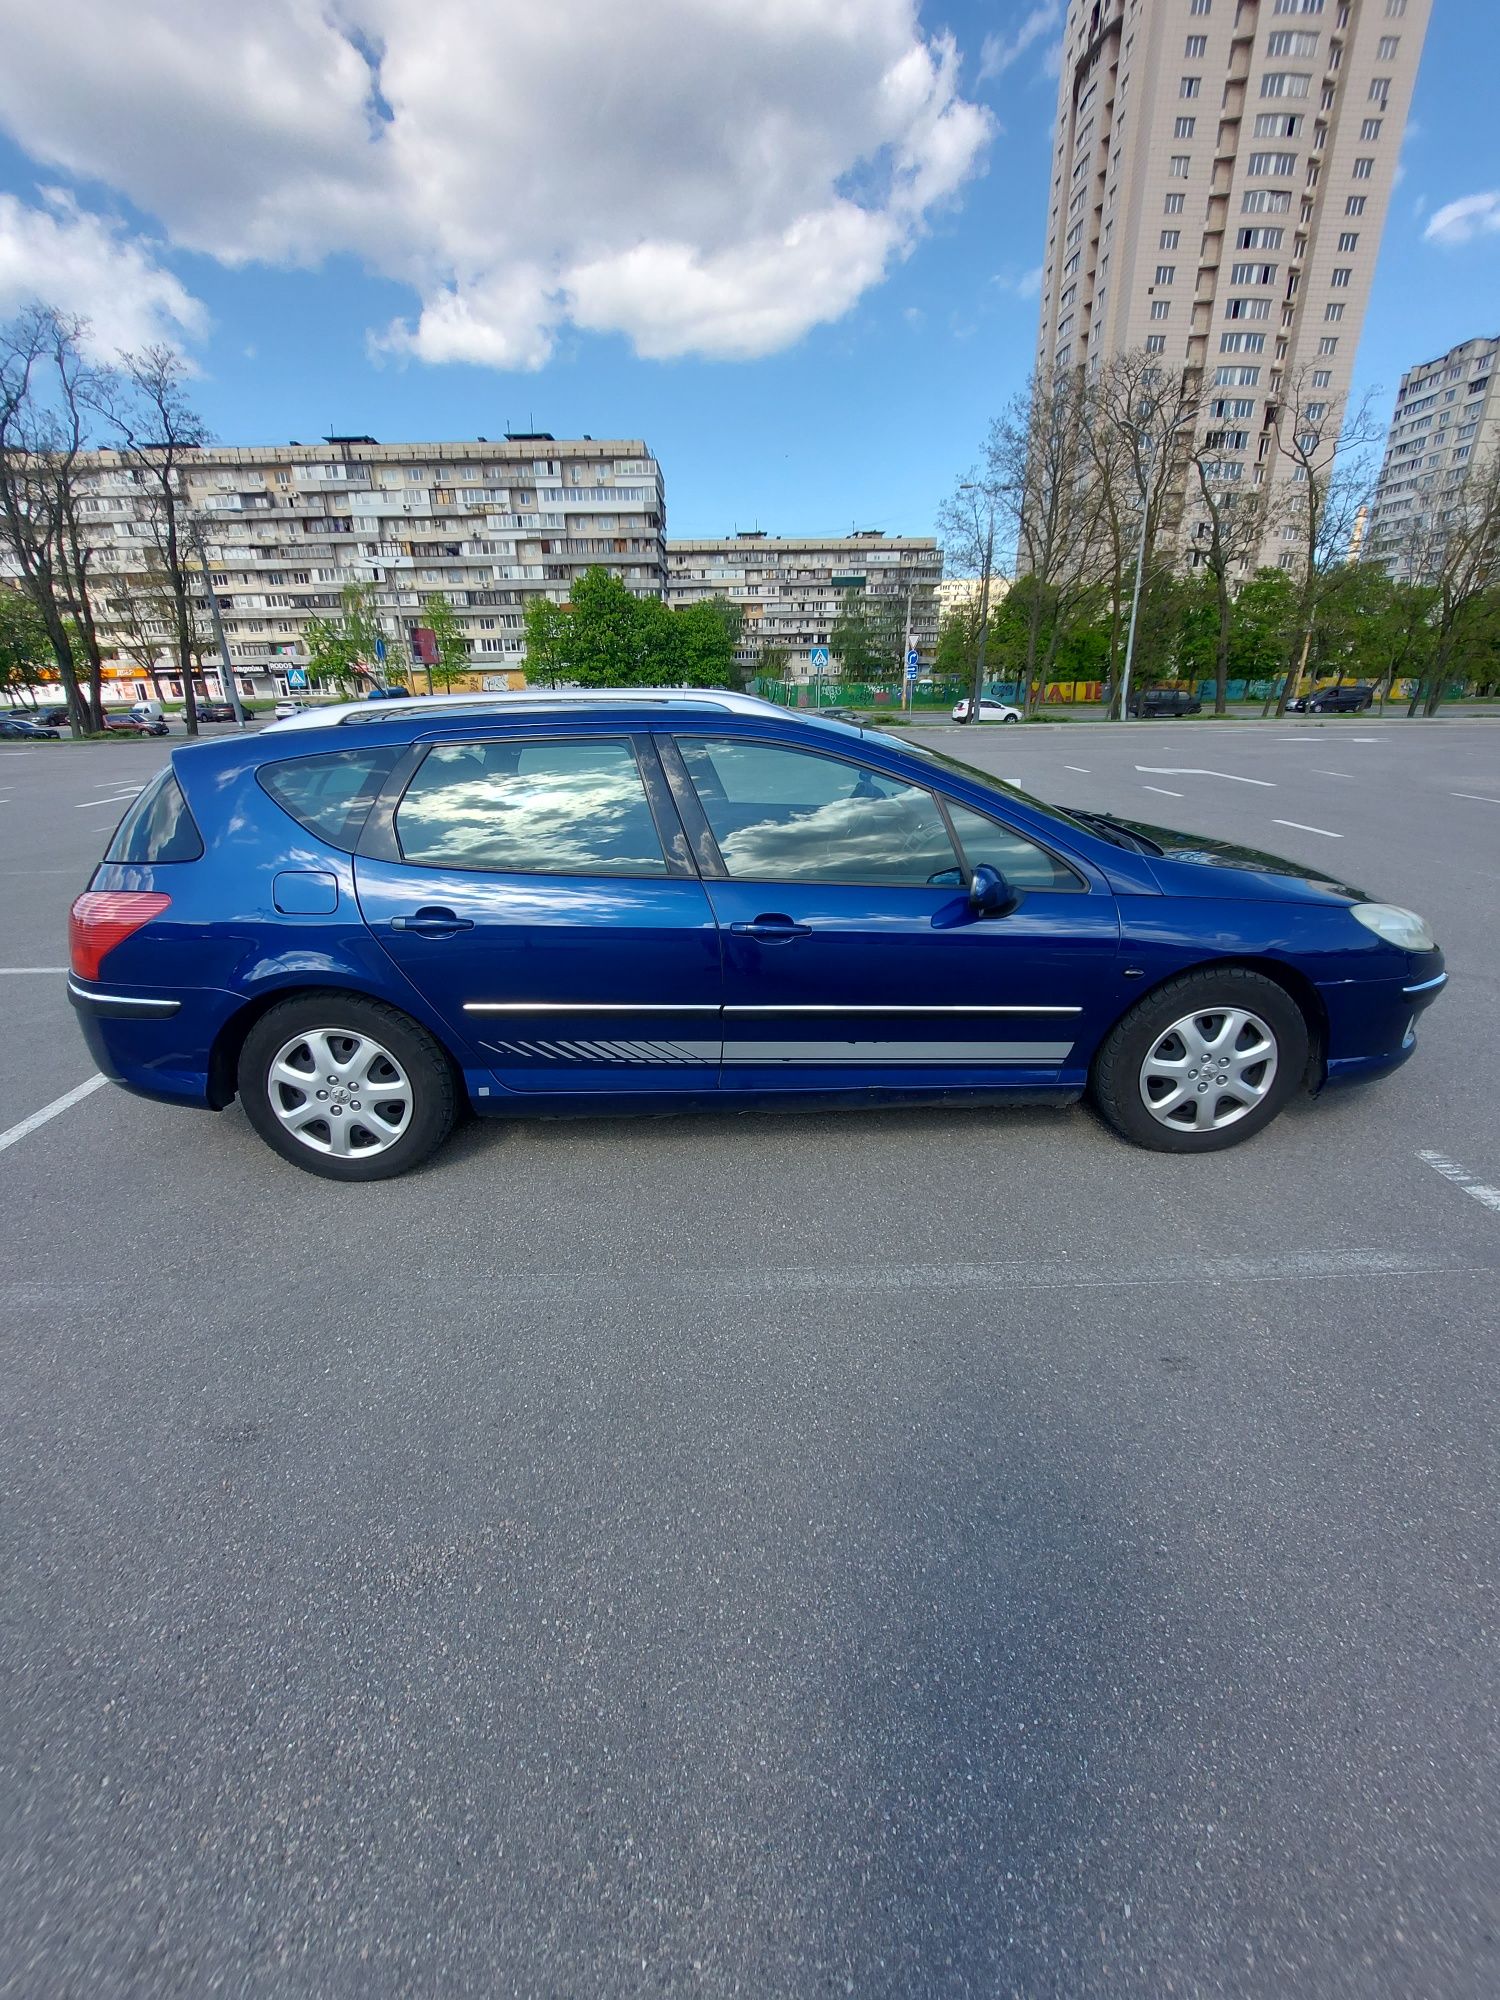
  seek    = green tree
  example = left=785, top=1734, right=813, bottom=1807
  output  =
left=1229, top=569, right=1297, bottom=689
left=303, top=582, right=390, bottom=692
left=520, top=568, right=743, bottom=688
left=0, top=582, right=49, bottom=703
left=934, top=600, right=986, bottom=685
left=830, top=589, right=903, bottom=679
left=420, top=591, right=469, bottom=691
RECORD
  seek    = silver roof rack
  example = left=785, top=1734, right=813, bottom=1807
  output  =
left=261, top=686, right=787, bottom=733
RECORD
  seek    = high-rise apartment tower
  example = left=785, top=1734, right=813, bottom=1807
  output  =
left=1365, top=333, right=1500, bottom=580
left=1034, top=0, right=1431, bottom=570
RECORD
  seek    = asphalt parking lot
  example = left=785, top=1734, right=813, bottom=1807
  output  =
left=3, top=718, right=1497, bottom=1998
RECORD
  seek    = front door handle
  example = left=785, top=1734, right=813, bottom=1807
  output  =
left=390, top=907, right=475, bottom=938
left=730, top=914, right=812, bottom=944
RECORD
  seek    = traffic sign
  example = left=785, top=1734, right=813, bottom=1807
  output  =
left=906, top=649, right=920, bottom=671
left=905, top=663, right=919, bottom=681
left=809, top=646, right=831, bottom=670
left=285, top=666, right=308, bottom=689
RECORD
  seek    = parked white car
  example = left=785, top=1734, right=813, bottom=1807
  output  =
left=951, top=696, right=1022, bottom=723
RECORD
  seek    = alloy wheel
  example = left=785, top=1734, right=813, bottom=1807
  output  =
left=266, top=1027, right=414, bottom=1159
left=1138, top=1007, right=1279, bottom=1132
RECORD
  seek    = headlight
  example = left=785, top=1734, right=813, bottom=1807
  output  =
left=1350, top=902, right=1435, bottom=952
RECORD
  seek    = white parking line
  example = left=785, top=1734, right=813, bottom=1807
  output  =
left=1418, top=1151, right=1500, bottom=1216
left=0, top=1075, right=107, bottom=1157
left=1142, top=784, right=1183, bottom=797
left=1063, top=765, right=1090, bottom=773
left=0, top=966, right=67, bottom=975
left=74, top=793, right=140, bottom=810
left=1312, top=769, right=1352, bottom=778
left=1135, top=765, right=1276, bottom=786
left=1452, top=792, right=1500, bottom=805
left=1273, top=818, right=1342, bottom=838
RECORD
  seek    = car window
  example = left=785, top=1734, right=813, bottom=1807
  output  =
left=944, top=801, right=1084, bottom=893
left=259, top=746, right=403, bottom=852
left=105, top=768, right=204, bottom=864
left=676, top=736, right=961, bottom=886
left=395, top=737, right=668, bottom=876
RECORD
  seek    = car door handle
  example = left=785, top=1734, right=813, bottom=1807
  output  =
left=390, top=908, right=475, bottom=937
left=729, top=915, right=812, bottom=943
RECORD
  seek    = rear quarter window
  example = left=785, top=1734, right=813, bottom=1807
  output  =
left=258, top=746, right=402, bottom=852
left=105, top=768, right=204, bottom=863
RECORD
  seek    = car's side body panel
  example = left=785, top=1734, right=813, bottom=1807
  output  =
left=66, top=707, right=1445, bottom=1134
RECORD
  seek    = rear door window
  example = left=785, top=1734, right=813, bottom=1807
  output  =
left=258, top=747, right=403, bottom=852
left=105, top=768, right=204, bottom=863
left=393, top=737, right=669, bottom=876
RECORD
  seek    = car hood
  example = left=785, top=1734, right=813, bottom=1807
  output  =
left=1107, top=815, right=1369, bottom=903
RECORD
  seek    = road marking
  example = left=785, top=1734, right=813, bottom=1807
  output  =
left=1135, top=765, right=1276, bottom=786
left=0, top=966, right=67, bottom=975
left=1063, top=765, right=1091, bottom=773
left=0, top=1074, right=107, bottom=1157
left=1349, top=737, right=1379, bottom=743
left=74, top=792, right=140, bottom=810
left=1312, top=769, right=1351, bottom=778
left=1452, top=792, right=1500, bottom=805
left=1418, top=1151, right=1500, bottom=1216
left=1273, top=818, right=1342, bottom=838
left=1141, top=784, right=1184, bottom=797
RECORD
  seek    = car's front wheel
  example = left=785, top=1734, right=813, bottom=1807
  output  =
left=1091, top=969, right=1309, bottom=1153
left=238, top=992, right=458, bottom=1180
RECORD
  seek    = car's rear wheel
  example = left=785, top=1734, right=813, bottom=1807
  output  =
left=238, top=992, right=457, bottom=1180
left=1091, top=968, right=1309, bottom=1153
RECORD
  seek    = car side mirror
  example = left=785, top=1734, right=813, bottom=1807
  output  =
left=968, top=863, right=1018, bottom=918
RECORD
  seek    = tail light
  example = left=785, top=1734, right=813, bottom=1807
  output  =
left=69, top=892, right=171, bottom=982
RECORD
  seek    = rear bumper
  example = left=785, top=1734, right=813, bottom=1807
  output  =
left=67, top=976, right=233, bottom=1108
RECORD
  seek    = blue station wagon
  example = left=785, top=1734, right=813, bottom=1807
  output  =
left=67, top=692, right=1446, bottom=1179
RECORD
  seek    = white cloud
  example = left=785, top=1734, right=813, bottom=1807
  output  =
left=1424, top=190, right=1500, bottom=247
left=979, top=3, right=1063, bottom=83
left=0, top=0, right=993, bottom=371
left=991, top=263, right=1043, bottom=299
left=0, top=188, right=206, bottom=355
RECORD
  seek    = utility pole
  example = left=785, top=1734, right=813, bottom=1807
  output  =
left=1119, top=386, right=1197, bottom=721
left=186, top=515, right=249, bottom=727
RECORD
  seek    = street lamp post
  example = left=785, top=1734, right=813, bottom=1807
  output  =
left=958, top=482, right=996, bottom=725
left=186, top=515, right=249, bottom=727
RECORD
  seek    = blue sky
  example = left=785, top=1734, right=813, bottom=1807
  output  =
left=0, top=1, right=1495, bottom=545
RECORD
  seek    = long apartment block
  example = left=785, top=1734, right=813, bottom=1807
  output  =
left=1036, top=0, right=1432, bottom=572
left=1365, top=334, right=1500, bottom=580
left=71, top=434, right=664, bottom=692
left=665, top=535, right=941, bottom=678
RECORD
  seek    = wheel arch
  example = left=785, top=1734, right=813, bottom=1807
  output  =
left=206, top=979, right=466, bottom=1110
left=1101, top=955, right=1328, bottom=1088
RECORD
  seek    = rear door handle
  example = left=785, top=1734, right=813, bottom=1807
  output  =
left=730, top=915, right=812, bottom=943
left=390, top=908, right=475, bottom=938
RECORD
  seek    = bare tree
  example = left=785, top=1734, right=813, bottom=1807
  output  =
left=1265, top=373, right=1380, bottom=716
left=1093, top=353, right=1200, bottom=715
left=0, top=307, right=102, bottom=731
left=936, top=471, right=1001, bottom=721
left=1403, top=446, right=1500, bottom=716
left=100, top=346, right=211, bottom=735
left=1185, top=457, right=1266, bottom=715
left=993, top=366, right=1111, bottom=715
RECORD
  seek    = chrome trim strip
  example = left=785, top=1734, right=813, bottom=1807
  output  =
left=723, top=1003, right=1082, bottom=1016
left=463, top=1001, right=719, bottom=1014
left=465, top=1001, right=1082, bottom=1016
left=722, top=1039, right=1073, bottom=1064
left=1402, top=972, right=1447, bottom=995
left=67, top=976, right=181, bottom=1017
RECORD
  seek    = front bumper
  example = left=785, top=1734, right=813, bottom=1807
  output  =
left=1319, top=952, right=1446, bottom=1089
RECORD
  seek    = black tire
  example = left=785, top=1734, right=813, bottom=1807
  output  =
left=238, top=991, right=458, bottom=1181
left=1091, top=968, right=1310, bottom=1154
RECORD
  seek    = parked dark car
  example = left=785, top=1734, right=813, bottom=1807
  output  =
left=67, top=690, right=1445, bottom=1181
left=0, top=714, right=60, bottom=739
left=1307, top=683, right=1375, bottom=713
left=1128, top=687, right=1202, bottom=718
left=103, top=713, right=170, bottom=738
left=34, top=704, right=74, bottom=727
left=365, top=686, right=412, bottom=701
left=194, top=700, right=237, bottom=722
